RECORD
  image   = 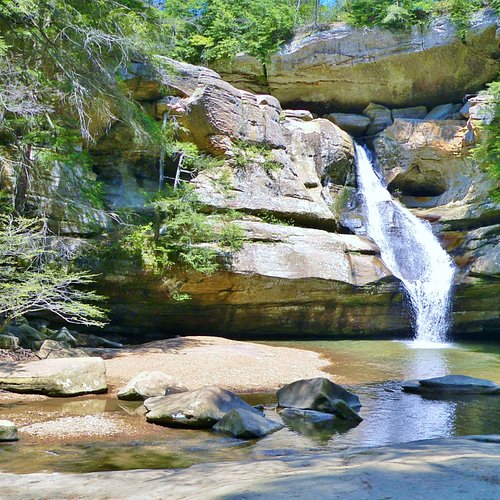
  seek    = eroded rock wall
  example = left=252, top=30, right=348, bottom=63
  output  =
left=212, top=10, right=499, bottom=112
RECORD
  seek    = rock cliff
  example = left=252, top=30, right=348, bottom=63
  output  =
left=4, top=15, right=498, bottom=339
left=212, top=10, right=499, bottom=112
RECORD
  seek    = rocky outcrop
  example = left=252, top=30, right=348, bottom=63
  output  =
left=212, top=10, right=499, bottom=112
left=95, top=220, right=406, bottom=337
left=0, top=358, right=107, bottom=396
left=374, top=119, right=478, bottom=202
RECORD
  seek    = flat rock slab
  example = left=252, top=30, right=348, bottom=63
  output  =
left=0, top=436, right=498, bottom=499
left=403, top=375, right=500, bottom=395
left=213, top=408, right=284, bottom=438
left=144, top=386, right=263, bottom=428
left=0, top=357, right=107, bottom=396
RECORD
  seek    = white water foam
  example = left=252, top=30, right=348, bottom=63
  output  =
left=355, top=144, right=455, bottom=344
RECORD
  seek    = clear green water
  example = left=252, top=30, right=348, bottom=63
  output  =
left=0, top=340, right=499, bottom=473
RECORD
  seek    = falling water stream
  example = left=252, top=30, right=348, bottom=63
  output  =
left=354, top=144, right=455, bottom=345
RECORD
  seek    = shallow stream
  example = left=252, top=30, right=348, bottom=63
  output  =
left=1, top=340, right=498, bottom=474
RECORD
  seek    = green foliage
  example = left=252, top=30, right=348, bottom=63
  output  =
left=232, top=140, right=283, bottom=174
left=0, top=1, right=177, bottom=218
left=471, top=81, right=500, bottom=202
left=335, top=0, right=487, bottom=32
left=166, top=141, right=224, bottom=174
left=165, top=0, right=294, bottom=63
left=0, top=212, right=107, bottom=332
left=434, top=0, right=482, bottom=38
left=121, top=186, right=244, bottom=295
left=259, top=213, right=295, bottom=226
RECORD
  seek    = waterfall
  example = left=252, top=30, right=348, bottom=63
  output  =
left=354, top=144, right=455, bottom=345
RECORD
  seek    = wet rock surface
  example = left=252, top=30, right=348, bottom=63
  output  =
left=1, top=436, right=498, bottom=499
left=403, top=375, right=500, bottom=395
left=213, top=408, right=284, bottom=438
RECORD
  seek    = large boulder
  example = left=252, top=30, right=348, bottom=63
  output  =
left=276, top=378, right=361, bottom=414
left=213, top=408, right=284, bottom=438
left=193, top=117, right=354, bottom=229
left=212, top=10, right=499, bottom=112
left=117, top=371, right=188, bottom=401
left=144, top=386, right=263, bottom=428
left=402, top=375, right=500, bottom=395
left=0, top=357, right=107, bottom=396
left=363, top=103, right=393, bottom=136
left=426, top=103, right=462, bottom=120
left=324, top=113, right=370, bottom=137
left=0, top=334, right=19, bottom=351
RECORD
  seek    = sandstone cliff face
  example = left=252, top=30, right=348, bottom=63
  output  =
left=212, top=10, right=499, bottom=112
left=78, top=57, right=406, bottom=338
left=7, top=28, right=498, bottom=338
left=96, top=221, right=406, bottom=337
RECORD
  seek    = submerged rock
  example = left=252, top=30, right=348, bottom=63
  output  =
left=0, top=420, right=18, bottom=442
left=144, top=386, right=263, bottom=428
left=276, top=377, right=361, bottom=416
left=117, top=371, right=188, bottom=401
left=279, top=408, right=359, bottom=444
left=0, top=357, right=107, bottom=396
left=213, top=408, right=284, bottom=438
left=403, top=375, right=500, bottom=395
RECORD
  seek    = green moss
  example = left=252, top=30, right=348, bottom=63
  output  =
left=232, top=140, right=283, bottom=174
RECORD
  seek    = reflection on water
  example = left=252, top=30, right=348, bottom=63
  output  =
left=0, top=340, right=498, bottom=473
left=351, top=346, right=455, bottom=447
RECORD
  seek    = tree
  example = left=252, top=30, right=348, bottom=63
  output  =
left=0, top=213, right=107, bottom=334
left=164, top=0, right=295, bottom=63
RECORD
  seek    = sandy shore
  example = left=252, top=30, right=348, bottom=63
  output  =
left=0, top=336, right=331, bottom=442
left=102, top=336, right=331, bottom=394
